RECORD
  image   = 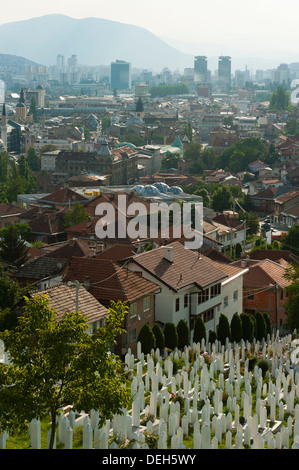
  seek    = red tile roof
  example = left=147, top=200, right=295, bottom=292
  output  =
left=131, top=241, right=228, bottom=291
left=32, top=283, right=108, bottom=323
left=64, top=257, right=160, bottom=303
left=242, top=259, right=292, bottom=289
left=0, top=203, right=26, bottom=217
left=40, top=188, right=88, bottom=205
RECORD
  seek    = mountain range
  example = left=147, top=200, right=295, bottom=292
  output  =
left=0, top=14, right=193, bottom=72
left=0, top=14, right=292, bottom=73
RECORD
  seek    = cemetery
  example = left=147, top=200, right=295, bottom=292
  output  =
left=1, top=327, right=299, bottom=449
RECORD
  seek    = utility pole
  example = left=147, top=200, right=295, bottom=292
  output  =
left=75, top=280, right=80, bottom=312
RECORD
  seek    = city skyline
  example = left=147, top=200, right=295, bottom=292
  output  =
left=1, top=0, right=299, bottom=65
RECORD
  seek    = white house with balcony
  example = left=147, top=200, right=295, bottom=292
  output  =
left=127, top=241, right=248, bottom=340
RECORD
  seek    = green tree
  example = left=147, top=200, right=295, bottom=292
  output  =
left=230, top=313, right=243, bottom=343
left=235, top=243, right=243, bottom=259
left=152, top=323, right=165, bottom=351
left=211, top=185, right=233, bottom=212
left=208, top=330, right=217, bottom=345
left=0, top=222, right=32, bottom=243
left=281, top=224, right=299, bottom=256
left=263, top=312, right=272, bottom=337
left=137, top=323, right=156, bottom=354
left=26, top=147, right=41, bottom=171
left=284, top=264, right=299, bottom=330
left=193, top=315, right=206, bottom=345
left=164, top=322, right=178, bottom=350
left=255, top=311, right=267, bottom=341
left=64, top=202, right=89, bottom=229
left=240, top=313, right=254, bottom=342
left=0, top=225, right=29, bottom=267
left=217, top=313, right=231, bottom=345
left=183, top=142, right=202, bottom=163
left=176, top=319, right=190, bottom=350
left=29, top=96, right=38, bottom=122
left=161, top=153, right=180, bottom=170
left=0, top=297, right=131, bottom=449
left=194, top=188, right=210, bottom=207
left=270, top=85, right=290, bottom=111
left=0, top=266, right=30, bottom=331
left=0, top=151, right=9, bottom=183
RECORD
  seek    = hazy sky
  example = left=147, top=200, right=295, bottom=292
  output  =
left=1, top=0, right=299, bottom=58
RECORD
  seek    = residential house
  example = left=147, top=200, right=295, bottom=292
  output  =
left=28, top=209, right=67, bottom=244
left=248, top=160, right=271, bottom=174
left=31, top=283, right=109, bottom=334
left=14, top=256, right=68, bottom=290
left=232, top=258, right=292, bottom=332
left=286, top=166, right=299, bottom=187
left=211, top=213, right=246, bottom=252
left=63, top=257, right=160, bottom=355
left=272, top=189, right=299, bottom=225
left=127, top=241, right=247, bottom=339
left=38, top=188, right=89, bottom=210
left=0, top=203, right=26, bottom=229
left=250, top=187, right=277, bottom=214
left=280, top=203, right=299, bottom=228
left=244, top=248, right=299, bottom=267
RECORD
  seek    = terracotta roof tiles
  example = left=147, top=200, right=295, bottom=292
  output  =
left=132, top=241, right=228, bottom=291
left=64, top=257, right=160, bottom=303
left=33, top=283, right=108, bottom=323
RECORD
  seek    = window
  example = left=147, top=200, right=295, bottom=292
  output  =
left=130, top=302, right=137, bottom=318
left=211, top=283, right=221, bottom=298
left=129, top=329, right=136, bottom=342
left=184, top=294, right=188, bottom=308
left=198, top=288, right=209, bottom=304
left=233, top=290, right=238, bottom=302
left=203, top=308, right=214, bottom=323
left=175, top=298, right=180, bottom=312
left=143, top=296, right=150, bottom=311
left=247, top=291, right=254, bottom=300
left=224, top=296, right=228, bottom=308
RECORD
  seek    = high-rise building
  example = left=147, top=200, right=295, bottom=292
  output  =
left=194, top=56, right=208, bottom=83
left=218, top=56, right=231, bottom=88
left=111, top=60, right=131, bottom=90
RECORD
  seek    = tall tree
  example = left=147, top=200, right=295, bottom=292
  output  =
left=270, top=85, right=290, bottom=111
left=0, top=225, right=29, bottom=267
left=281, top=224, right=299, bottom=256
left=26, top=147, right=41, bottom=171
left=211, top=185, right=233, bottom=212
left=284, top=264, right=299, bottom=331
left=0, top=297, right=132, bottom=449
left=64, top=201, right=89, bottom=228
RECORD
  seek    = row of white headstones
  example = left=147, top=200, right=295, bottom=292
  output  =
left=1, top=334, right=299, bottom=449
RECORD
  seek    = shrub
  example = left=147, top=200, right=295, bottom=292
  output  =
left=208, top=330, right=217, bottom=345
left=137, top=324, right=156, bottom=354
left=235, top=243, right=242, bottom=259
left=163, top=322, right=178, bottom=350
left=193, top=315, right=206, bottom=344
left=152, top=323, right=165, bottom=351
left=240, top=313, right=254, bottom=342
left=217, top=313, right=231, bottom=345
left=255, top=311, right=267, bottom=341
left=263, top=312, right=272, bottom=337
left=176, top=319, right=190, bottom=350
left=257, top=359, right=270, bottom=378
left=230, top=313, right=242, bottom=343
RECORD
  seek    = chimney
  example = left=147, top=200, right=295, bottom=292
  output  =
left=163, top=246, right=173, bottom=263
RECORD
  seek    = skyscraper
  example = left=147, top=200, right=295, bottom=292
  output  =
left=218, top=56, right=231, bottom=89
left=194, top=56, right=208, bottom=83
left=111, top=60, right=131, bottom=91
